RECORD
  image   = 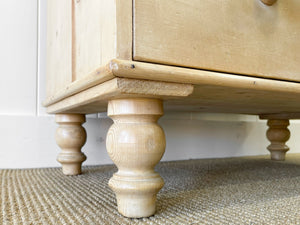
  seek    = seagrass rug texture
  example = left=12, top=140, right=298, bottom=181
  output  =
left=2, top=155, right=300, bottom=225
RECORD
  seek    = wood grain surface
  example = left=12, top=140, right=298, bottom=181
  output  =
left=46, top=60, right=300, bottom=115
left=106, top=98, right=165, bottom=217
left=133, top=0, right=300, bottom=81
left=46, top=0, right=72, bottom=98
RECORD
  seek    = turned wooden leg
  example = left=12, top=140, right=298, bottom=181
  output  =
left=55, top=114, right=87, bottom=175
left=106, top=98, right=166, bottom=218
left=266, top=119, right=290, bottom=161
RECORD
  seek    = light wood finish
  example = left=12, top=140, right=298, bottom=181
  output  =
left=164, top=85, right=300, bottom=115
left=46, top=78, right=194, bottom=114
left=261, top=0, right=277, bottom=6
left=45, top=1, right=300, bottom=219
left=115, top=0, right=132, bottom=60
left=73, top=0, right=103, bottom=80
left=266, top=119, right=290, bottom=161
left=106, top=98, right=165, bottom=218
left=55, top=114, right=87, bottom=175
left=112, top=60, right=300, bottom=93
left=260, top=113, right=300, bottom=120
left=46, top=0, right=132, bottom=102
left=45, top=59, right=300, bottom=115
left=43, top=63, right=114, bottom=107
left=73, top=0, right=132, bottom=79
left=133, top=0, right=300, bottom=82
left=112, top=60, right=300, bottom=114
left=46, top=0, right=72, bottom=98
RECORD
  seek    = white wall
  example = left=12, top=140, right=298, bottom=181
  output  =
left=1, top=0, right=299, bottom=169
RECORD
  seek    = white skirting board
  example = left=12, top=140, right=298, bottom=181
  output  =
left=0, top=113, right=300, bottom=169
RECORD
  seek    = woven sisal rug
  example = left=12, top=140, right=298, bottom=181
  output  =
left=2, top=154, right=300, bottom=224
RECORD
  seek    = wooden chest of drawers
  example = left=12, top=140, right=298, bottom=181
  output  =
left=45, top=0, right=300, bottom=218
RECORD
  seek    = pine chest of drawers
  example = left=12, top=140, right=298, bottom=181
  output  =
left=44, top=0, right=300, bottom=218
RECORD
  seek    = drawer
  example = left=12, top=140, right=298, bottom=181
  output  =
left=133, top=0, right=300, bottom=82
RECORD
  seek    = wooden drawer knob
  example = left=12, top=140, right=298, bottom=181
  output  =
left=260, top=0, right=277, bottom=5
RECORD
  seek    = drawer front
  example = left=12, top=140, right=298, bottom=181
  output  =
left=133, top=0, right=300, bottom=81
